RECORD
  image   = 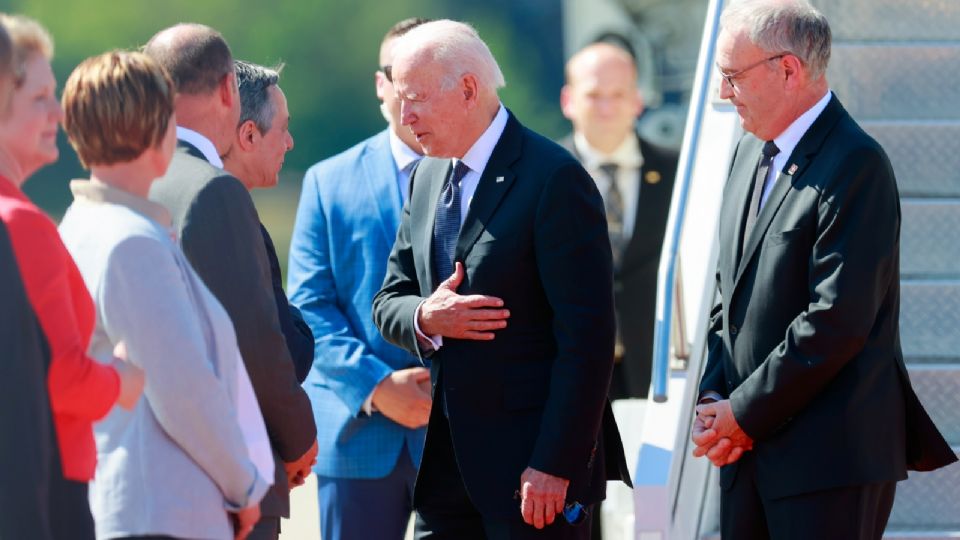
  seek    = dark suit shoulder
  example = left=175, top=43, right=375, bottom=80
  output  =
left=637, top=133, right=680, bottom=164
left=520, top=125, right=582, bottom=170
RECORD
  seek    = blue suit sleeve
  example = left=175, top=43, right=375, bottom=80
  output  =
left=287, top=166, right=394, bottom=415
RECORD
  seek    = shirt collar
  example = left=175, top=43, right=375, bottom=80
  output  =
left=388, top=127, right=422, bottom=173
left=176, top=126, right=223, bottom=168
left=69, top=179, right=173, bottom=228
left=573, top=131, right=643, bottom=170
left=457, top=104, right=509, bottom=174
left=772, top=90, right=832, bottom=162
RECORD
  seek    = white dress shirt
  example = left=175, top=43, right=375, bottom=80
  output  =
left=761, top=90, right=832, bottom=209
left=415, top=104, right=509, bottom=351
left=177, top=126, right=223, bottom=168
left=389, top=128, right=423, bottom=204
left=572, top=130, right=644, bottom=238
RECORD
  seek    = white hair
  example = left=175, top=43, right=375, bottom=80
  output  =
left=392, top=19, right=506, bottom=92
left=721, top=0, right=832, bottom=79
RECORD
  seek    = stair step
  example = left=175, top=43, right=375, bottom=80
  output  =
left=907, top=366, right=960, bottom=447
left=863, top=121, right=960, bottom=198
left=883, top=533, right=960, bottom=539
left=901, top=199, right=960, bottom=278
left=889, top=451, right=960, bottom=529
left=829, top=44, right=960, bottom=121
left=900, top=281, right=960, bottom=361
left=812, top=0, right=960, bottom=41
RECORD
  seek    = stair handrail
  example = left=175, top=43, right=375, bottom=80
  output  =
left=651, top=0, right=725, bottom=402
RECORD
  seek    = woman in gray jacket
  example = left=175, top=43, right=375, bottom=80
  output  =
left=58, top=50, right=272, bottom=540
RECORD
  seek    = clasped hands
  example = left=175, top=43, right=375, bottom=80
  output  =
left=691, top=399, right=753, bottom=467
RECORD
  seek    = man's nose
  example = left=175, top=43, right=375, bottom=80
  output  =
left=400, top=101, right=416, bottom=126
left=718, top=77, right=734, bottom=100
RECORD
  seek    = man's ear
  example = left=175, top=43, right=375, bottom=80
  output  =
left=375, top=70, right=388, bottom=101
left=462, top=73, right=479, bottom=106
left=220, top=71, right=237, bottom=108
left=781, top=54, right=804, bottom=89
left=560, top=85, right=574, bottom=120
left=236, top=120, right=259, bottom=152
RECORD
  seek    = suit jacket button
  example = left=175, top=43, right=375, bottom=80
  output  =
left=730, top=325, right=738, bottom=335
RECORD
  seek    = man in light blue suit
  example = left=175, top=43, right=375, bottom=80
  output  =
left=287, top=17, right=431, bottom=540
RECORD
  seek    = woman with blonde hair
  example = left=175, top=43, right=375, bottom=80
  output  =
left=59, top=49, right=271, bottom=540
left=0, top=14, right=143, bottom=539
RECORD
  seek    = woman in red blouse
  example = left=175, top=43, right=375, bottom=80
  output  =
left=0, top=14, right=143, bottom=537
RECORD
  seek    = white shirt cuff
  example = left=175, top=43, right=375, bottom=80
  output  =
left=362, top=392, right=376, bottom=416
left=414, top=301, right=442, bottom=351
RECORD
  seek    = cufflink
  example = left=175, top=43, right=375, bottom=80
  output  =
left=645, top=170, right=661, bottom=184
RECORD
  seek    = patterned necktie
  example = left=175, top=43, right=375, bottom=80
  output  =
left=599, top=162, right=626, bottom=271
left=741, top=141, right=780, bottom=259
left=433, top=160, right=471, bottom=285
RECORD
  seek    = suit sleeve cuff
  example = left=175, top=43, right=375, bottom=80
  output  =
left=414, top=300, right=442, bottom=351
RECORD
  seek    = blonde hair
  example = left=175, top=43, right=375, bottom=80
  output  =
left=0, top=13, right=53, bottom=86
left=62, top=51, right=175, bottom=168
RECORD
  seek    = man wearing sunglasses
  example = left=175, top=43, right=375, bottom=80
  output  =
left=288, top=18, right=433, bottom=540
left=693, top=1, right=955, bottom=538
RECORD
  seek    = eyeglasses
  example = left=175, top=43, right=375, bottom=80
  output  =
left=380, top=65, right=393, bottom=83
left=716, top=54, right=785, bottom=89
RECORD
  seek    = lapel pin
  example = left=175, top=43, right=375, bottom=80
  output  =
left=644, top=170, right=661, bottom=184
left=496, top=176, right=504, bottom=183
left=788, top=164, right=798, bottom=175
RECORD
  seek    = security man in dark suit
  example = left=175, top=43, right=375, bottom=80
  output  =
left=373, top=19, right=631, bottom=540
left=692, top=1, right=956, bottom=538
left=559, top=42, right=678, bottom=399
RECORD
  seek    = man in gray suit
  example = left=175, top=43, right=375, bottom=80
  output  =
left=144, top=24, right=317, bottom=540
left=692, top=1, right=955, bottom=537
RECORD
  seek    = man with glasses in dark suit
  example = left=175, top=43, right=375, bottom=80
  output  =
left=692, top=1, right=956, bottom=538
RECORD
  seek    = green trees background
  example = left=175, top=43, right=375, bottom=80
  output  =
left=8, top=0, right=570, bottom=276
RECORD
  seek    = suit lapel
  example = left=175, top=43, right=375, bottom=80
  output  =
left=359, top=131, right=404, bottom=246
left=726, top=137, right=762, bottom=277
left=732, top=94, right=846, bottom=291
left=454, top=113, right=523, bottom=263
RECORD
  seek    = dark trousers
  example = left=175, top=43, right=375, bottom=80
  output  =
left=49, top=477, right=95, bottom=540
left=414, top=405, right=592, bottom=540
left=317, top=443, right=417, bottom=540
left=721, top=452, right=896, bottom=540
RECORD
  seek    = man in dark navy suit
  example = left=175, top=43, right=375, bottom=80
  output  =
left=374, top=19, right=631, bottom=539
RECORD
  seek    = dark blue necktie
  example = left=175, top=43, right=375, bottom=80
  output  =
left=433, top=160, right=471, bottom=285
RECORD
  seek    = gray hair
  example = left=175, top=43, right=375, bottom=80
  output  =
left=720, top=0, right=831, bottom=79
left=235, top=60, right=283, bottom=133
left=393, top=19, right=506, bottom=92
